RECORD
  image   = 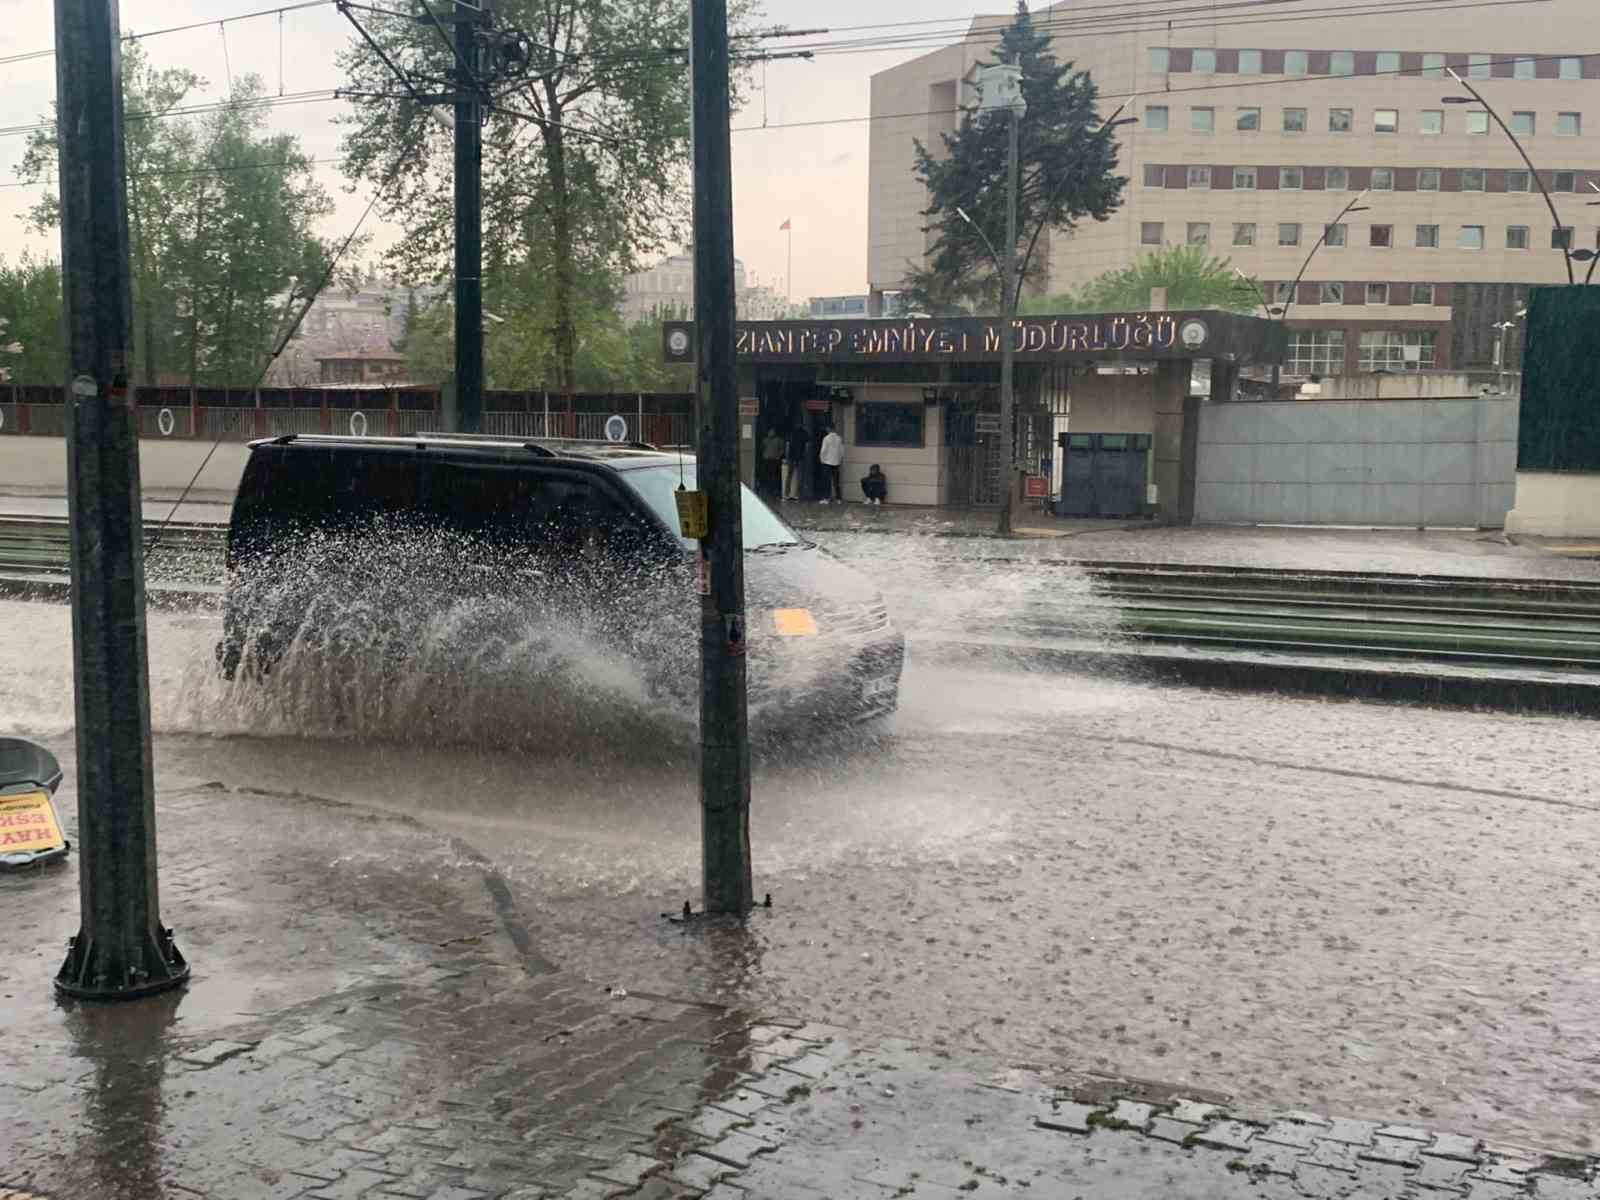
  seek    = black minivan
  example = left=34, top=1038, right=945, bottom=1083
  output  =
left=218, top=434, right=904, bottom=729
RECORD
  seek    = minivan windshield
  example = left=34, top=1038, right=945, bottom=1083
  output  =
left=621, top=464, right=804, bottom=550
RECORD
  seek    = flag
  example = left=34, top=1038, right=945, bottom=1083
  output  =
left=779, top=219, right=791, bottom=232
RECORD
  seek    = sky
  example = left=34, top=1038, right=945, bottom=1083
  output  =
left=0, top=0, right=994, bottom=302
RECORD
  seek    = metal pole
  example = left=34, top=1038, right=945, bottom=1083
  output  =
left=690, top=0, right=753, bottom=915
left=454, top=0, right=484, bottom=433
left=53, top=0, right=188, bottom=1001
left=996, top=103, right=1021, bottom=536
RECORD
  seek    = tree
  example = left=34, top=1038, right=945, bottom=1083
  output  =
left=0, top=254, right=66, bottom=385
left=336, top=0, right=753, bottom=397
left=1021, top=244, right=1262, bottom=315
left=18, top=45, right=336, bottom=386
left=902, top=2, right=1126, bottom=316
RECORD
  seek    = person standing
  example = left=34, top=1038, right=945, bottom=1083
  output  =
left=760, top=427, right=785, bottom=497
left=783, top=425, right=808, bottom=501
left=818, top=423, right=844, bottom=503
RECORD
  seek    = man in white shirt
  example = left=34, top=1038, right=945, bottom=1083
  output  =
left=818, top=425, right=844, bottom=503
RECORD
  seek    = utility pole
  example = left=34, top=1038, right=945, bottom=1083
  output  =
left=691, top=0, right=753, bottom=916
left=454, top=0, right=484, bottom=434
left=996, top=100, right=1022, bottom=536
left=53, top=0, right=188, bottom=1001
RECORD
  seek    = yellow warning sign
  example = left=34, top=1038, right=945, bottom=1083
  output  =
left=0, top=791, right=66, bottom=856
left=773, top=608, right=818, bottom=637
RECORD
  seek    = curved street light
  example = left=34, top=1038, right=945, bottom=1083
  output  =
left=1259, top=191, right=1370, bottom=389
left=1442, top=68, right=1575, bottom=285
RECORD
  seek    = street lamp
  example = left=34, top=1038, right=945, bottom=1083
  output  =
left=1442, top=69, right=1574, bottom=284
left=1266, top=192, right=1370, bottom=391
left=1492, top=318, right=1518, bottom=391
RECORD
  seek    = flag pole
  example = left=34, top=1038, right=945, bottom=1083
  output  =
left=786, top=224, right=792, bottom=306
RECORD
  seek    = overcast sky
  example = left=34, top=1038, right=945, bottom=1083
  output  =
left=0, top=0, right=991, bottom=302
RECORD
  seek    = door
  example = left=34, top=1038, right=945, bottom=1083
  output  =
left=944, top=395, right=1004, bottom=507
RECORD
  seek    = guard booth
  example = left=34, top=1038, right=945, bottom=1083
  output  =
left=663, top=310, right=1286, bottom=519
left=1057, top=433, right=1151, bottom=518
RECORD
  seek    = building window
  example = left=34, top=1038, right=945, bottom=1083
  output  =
left=1376, top=51, right=1401, bottom=74
left=1191, top=106, right=1215, bottom=133
left=1419, top=168, right=1441, bottom=191
left=1188, top=165, right=1212, bottom=189
left=1141, top=221, right=1165, bottom=245
left=1553, top=226, right=1575, bottom=250
left=1281, top=166, right=1304, bottom=190
left=1370, top=224, right=1393, bottom=247
left=1511, top=112, right=1536, bottom=136
left=1287, top=330, right=1345, bottom=376
left=1187, top=222, right=1211, bottom=246
left=1554, top=171, right=1576, bottom=192
left=1360, top=330, right=1437, bottom=371
left=1413, top=283, right=1435, bottom=305
left=1329, top=108, right=1353, bottom=132
left=1150, top=47, right=1170, bottom=73
left=1371, top=167, right=1395, bottom=191
left=1462, top=168, right=1486, bottom=192
left=1285, top=50, right=1309, bottom=75
left=856, top=402, right=925, bottom=448
left=1515, top=56, right=1536, bottom=79
left=1422, top=52, right=1446, bottom=78
left=1279, top=223, right=1302, bottom=247
left=1234, top=222, right=1257, bottom=246
left=1319, top=282, right=1345, bottom=304
left=1466, top=111, right=1490, bottom=135
left=1416, top=224, right=1440, bottom=248
left=1273, top=281, right=1296, bottom=304
left=1560, top=56, right=1582, bottom=80
left=1507, top=169, right=1531, bottom=192
left=1459, top=225, right=1485, bottom=250
left=1367, top=283, right=1390, bottom=305
left=1193, top=48, right=1216, bottom=74
left=1146, top=105, right=1169, bottom=131
left=1331, top=50, right=1355, bottom=75
left=1374, top=109, right=1399, bottom=134
left=1283, top=107, right=1307, bottom=132
left=1507, top=225, right=1530, bottom=249
left=1557, top=112, right=1582, bottom=136
left=1419, top=109, right=1443, bottom=135
left=1143, top=163, right=1165, bottom=187
left=1325, top=166, right=1349, bottom=190
left=1325, top=223, right=1348, bottom=248
left=1234, top=166, right=1258, bottom=189
left=1239, top=49, right=1262, bottom=75
left=1468, top=53, right=1492, bottom=79
left=1237, top=106, right=1261, bottom=131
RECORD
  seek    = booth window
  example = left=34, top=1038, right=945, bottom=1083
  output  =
left=856, top=402, right=925, bottom=447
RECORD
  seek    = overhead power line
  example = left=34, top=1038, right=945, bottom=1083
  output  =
left=0, top=0, right=335, bottom=67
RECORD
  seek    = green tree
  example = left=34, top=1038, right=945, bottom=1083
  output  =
left=1021, top=244, right=1261, bottom=315
left=337, top=0, right=755, bottom=396
left=901, top=1, right=1126, bottom=316
left=19, top=45, right=335, bottom=385
left=0, top=254, right=66, bottom=386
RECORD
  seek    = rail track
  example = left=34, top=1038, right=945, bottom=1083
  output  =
left=4, top=515, right=1600, bottom=674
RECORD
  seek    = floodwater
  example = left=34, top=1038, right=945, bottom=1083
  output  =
left=5, top=530, right=1600, bottom=1151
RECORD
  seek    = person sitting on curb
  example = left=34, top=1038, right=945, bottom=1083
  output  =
left=861, top=464, right=888, bottom=507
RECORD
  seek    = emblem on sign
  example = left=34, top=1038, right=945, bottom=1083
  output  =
left=604, top=414, right=629, bottom=442
left=1179, top=319, right=1209, bottom=349
left=667, top=329, right=690, bottom=357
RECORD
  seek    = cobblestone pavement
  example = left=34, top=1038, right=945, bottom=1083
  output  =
left=4, top=772, right=1599, bottom=1199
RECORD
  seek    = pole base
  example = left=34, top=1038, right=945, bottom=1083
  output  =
left=55, top=925, right=190, bottom=1001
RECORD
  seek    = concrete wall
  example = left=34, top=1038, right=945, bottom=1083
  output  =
left=0, top=436, right=250, bottom=498
left=839, top=386, right=942, bottom=506
left=1505, top=472, right=1600, bottom=537
left=1196, top=397, right=1518, bottom=527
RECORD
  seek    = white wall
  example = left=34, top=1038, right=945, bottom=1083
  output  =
left=1505, top=472, right=1600, bottom=537
left=1196, top=397, right=1519, bottom=527
left=839, top=386, right=941, bottom=507
left=0, top=436, right=249, bottom=498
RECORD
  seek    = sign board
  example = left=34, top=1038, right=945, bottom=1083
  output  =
left=804, top=398, right=831, bottom=412
left=604, top=414, right=629, bottom=442
left=738, top=398, right=759, bottom=416
left=0, top=790, right=67, bottom=865
left=974, top=414, right=1002, bottom=434
left=1024, top=475, right=1049, bottom=499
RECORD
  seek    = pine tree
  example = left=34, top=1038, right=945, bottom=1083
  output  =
left=902, top=2, right=1126, bottom=315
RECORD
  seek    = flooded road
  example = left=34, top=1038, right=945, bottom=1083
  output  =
left=5, top=572, right=1600, bottom=1151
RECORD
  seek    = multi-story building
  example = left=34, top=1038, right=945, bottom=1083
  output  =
left=868, top=0, right=1596, bottom=380
left=620, top=254, right=752, bottom=324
